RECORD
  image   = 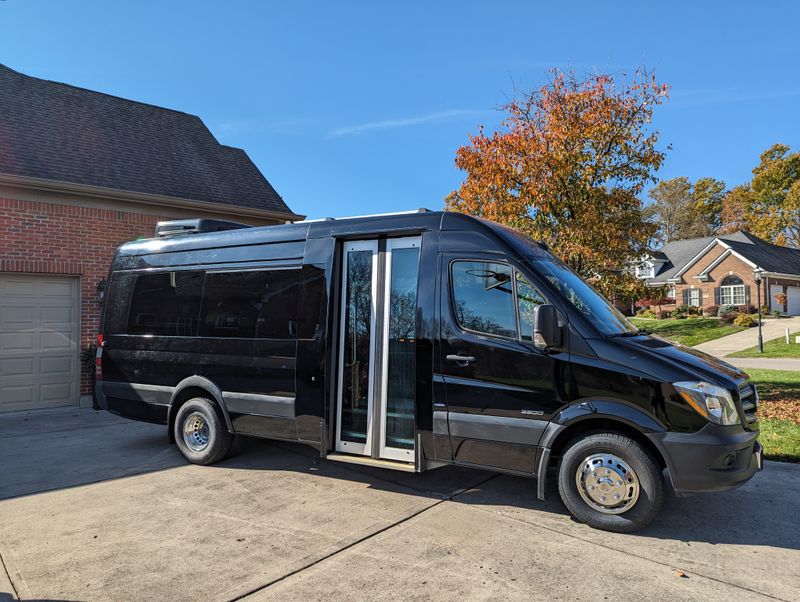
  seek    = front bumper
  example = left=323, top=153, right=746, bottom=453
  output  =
left=647, top=423, right=762, bottom=496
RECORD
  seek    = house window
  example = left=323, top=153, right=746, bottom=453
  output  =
left=635, top=262, right=654, bottom=279
left=667, top=286, right=676, bottom=301
left=688, top=289, right=701, bottom=307
left=720, top=275, right=746, bottom=306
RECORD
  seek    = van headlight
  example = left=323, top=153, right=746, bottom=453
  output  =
left=673, top=381, right=740, bottom=425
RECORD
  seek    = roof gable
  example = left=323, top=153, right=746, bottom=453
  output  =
left=0, top=64, right=298, bottom=219
left=647, top=230, right=800, bottom=283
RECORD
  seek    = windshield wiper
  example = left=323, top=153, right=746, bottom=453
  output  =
left=607, top=329, right=649, bottom=338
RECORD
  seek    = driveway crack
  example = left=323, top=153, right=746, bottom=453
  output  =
left=230, top=472, right=500, bottom=601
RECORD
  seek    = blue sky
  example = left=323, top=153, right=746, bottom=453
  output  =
left=2, top=1, right=798, bottom=219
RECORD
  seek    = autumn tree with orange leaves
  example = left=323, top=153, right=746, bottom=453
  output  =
left=447, top=69, right=669, bottom=300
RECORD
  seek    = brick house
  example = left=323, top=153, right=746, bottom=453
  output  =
left=0, top=64, right=301, bottom=412
left=636, top=231, right=800, bottom=315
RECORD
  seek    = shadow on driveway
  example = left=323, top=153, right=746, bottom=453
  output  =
left=2, top=407, right=797, bottom=555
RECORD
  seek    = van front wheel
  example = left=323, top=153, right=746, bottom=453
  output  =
left=174, top=397, right=232, bottom=465
left=557, top=433, right=664, bottom=533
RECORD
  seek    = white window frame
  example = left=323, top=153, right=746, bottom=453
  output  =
left=720, top=284, right=746, bottom=306
left=688, top=288, right=702, bottom=307
left=635, top=261, right=655, bottom=279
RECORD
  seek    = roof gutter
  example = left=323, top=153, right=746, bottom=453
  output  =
left=761, top=271, right=800, bottom=280
left=0, top=173, right=305, bottom=222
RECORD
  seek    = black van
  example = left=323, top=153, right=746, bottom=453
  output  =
left=96, top=210, right=762, bottom=532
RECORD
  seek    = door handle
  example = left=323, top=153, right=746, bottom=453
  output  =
left=446, top=354, right=476, bottom=365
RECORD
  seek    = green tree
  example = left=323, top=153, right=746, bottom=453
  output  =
left=646, top=177, right=725, bottom=242
left=719, top=184, right=756, bottom=234
left=719, top=144, right=800, bottom=246
left=692, top=177, right=726, bottom=233
left=751, top=144, right=800, bottom=246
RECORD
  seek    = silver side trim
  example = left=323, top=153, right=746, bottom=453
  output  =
left=102, top=381, right=173, bottom=405
left=222, top=391, right=295, bottom=419
left=448, top=412, right=547, bottom=446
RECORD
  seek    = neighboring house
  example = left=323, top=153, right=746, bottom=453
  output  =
left=635, top=231, right=800, bottom=315
left=0, top=64, right=302, bottom=412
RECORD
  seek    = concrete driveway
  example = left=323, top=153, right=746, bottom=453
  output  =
left=1, top=408, right=798, bottom=602
left=693, top=316, right=800, bottom=358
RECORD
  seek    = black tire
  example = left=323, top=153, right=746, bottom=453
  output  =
left=226, top=434, right=248, bottom=459
left=173, top=397, right=232, bottom=465
left=557, top=433, right=664, bottom=533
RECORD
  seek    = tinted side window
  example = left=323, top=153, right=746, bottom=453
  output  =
left=104, top=272, right=135, bottom=335
left=451, top=261, right=516, bottom=338
left=199, top=269, right=300, bottom=339
left=516, top=271, right=546, bottom=340
left=127, top=271, right=204, bottom=336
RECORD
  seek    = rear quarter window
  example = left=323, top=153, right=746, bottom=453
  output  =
left=127, top=271, right=204, bottom=336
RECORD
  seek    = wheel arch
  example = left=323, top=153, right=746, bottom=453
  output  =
left=536, top=399, right=671, bottom=501
left=167, top=376, right=234, bottom=443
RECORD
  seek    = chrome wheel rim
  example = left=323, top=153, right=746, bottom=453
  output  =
left=182, top=411, right=211, bottom=452
left=575, top=453, right=640, bottom=515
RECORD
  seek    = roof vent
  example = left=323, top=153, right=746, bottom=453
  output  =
left=155, top=219, right=251, bottom=238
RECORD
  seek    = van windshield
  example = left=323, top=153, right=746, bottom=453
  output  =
left=530, top=257, right=639, bottom=336
left=495, top=224, right=638, bottom=336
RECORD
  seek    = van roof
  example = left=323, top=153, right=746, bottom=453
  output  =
left=116, top=210, right=531, bottom=258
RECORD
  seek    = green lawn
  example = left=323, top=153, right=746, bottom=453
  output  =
left=728, top=331, right=800, bottom=358
left=759, top=419, right=800, bottom=463
left=630, top=317, right=746, bottom=347
left=743, top=369, right=800, bottom=463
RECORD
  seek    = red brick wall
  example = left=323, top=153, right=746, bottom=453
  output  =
left=0, top=197, right=174, bottom=396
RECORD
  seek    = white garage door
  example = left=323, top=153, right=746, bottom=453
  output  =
left=788, top=286, right=800, bottom=316
left=0, top=274, right=79, bottom=412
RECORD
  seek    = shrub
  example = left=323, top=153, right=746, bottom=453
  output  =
left=718, top=304, right=737, bottom=317
left=637, top=308, right=656, bottom=318
left=657, top=309, right=671, bottom=319
left=670, top=304, right=690, bottom=319
left=746, top=304, right=757, bottom=315
left=773, top=309, right=781, bottom=318
left=733, top=313, right=756, bottom=327
left=761, top=305, right=770, bottom=316
left=703, top=305, right=718, bottom=317
left=687, top=305, right=700, bottom=315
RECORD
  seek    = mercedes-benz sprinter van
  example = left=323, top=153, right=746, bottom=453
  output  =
left=96, top=210, right=762, bottom=532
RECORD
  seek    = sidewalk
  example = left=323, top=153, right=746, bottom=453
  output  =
left=722, top=357, right=800, bottom=371
left=693, top=316, right=800, bottom=358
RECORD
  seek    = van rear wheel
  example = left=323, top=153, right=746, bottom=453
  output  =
left=557, top=433, right=664, bottom=533
left=174, top=397, right=232, bottom=465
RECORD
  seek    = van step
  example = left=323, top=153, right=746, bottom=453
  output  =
left=326, top=453, right=416, bottom=472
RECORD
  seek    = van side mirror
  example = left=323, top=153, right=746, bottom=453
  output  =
left=532, top=304, right=561, bottom=350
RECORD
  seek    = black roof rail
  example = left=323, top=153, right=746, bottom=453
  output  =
left=154, top=219, right=251, bottom=238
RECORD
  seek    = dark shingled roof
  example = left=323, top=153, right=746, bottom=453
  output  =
left=647, top=231, right=800, bottom=283
left=720, top=231, right=800, bottom=275
left=0, top=64, right=298, bottom=218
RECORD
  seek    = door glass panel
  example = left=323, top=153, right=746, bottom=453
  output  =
left=516, top=272, right=546, bottom=341
left=384, top=246, right=420, bottom=451
left=341, top=250, right=374, bottom=445
left=451, top=261, right=516, bottom=338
